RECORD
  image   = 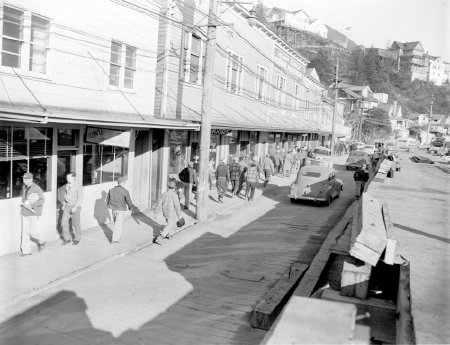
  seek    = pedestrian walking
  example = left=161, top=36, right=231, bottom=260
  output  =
left=245, top=161, right=259, bottom=201
left=178, top=161, right=198, bottom=209
left=293, top=149, right=301, bottom=171
left=19, top=172, right=46, bottom=256
left=215, top=159, right=230, bottom=203
left=283, top=150, right=294, bottom=177
left=153, top=180, right=183, bottom=245
left=273, top=150, right=281, bottom=176
left=353, top=164, right=370, bottom=199
left=61, top=172, right=83, bottom=245
left=229, top=157, right=241, bottom=197
left=262, top=154, right=275, bottom=188
left=106, top=177, right=133, bottom=243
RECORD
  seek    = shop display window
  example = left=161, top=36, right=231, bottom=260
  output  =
left=168, top=130, right=188, bottom=178
left=83, top=144, right=128, bottom=186
left=0, top=126, right=52, bottom=199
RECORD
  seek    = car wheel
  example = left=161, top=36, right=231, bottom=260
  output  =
left=290, top=198, right=296, bottom=203
left=336, top=190, right=340, bottom=198
left=345, top=166, right=349, bottom=170
left=389, top=169, right=395, bottom=178
left=325, top=195, right=332, bottom=206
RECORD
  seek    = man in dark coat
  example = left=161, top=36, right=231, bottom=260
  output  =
left=228, top=157, right=241, bottom=197
left=106, top=177, right=133, bottom=243
left=215, top=159, right=230, bottom=203
left=178, top=161, right=198, bottom=210
left=353, top=164, right=369, bottom=199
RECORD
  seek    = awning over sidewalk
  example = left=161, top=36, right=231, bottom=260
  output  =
left=0, top=107, right=201, bottom=130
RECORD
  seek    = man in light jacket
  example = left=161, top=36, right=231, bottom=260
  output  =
left=262, top=154, right=275, bottom=188
left=154, top=180, right=183, bottom=245
left=61, top=172, right=83, bottom=245
left=107, top=177, right=133, bottom=243
left=20, top=172, right=46, bottom=256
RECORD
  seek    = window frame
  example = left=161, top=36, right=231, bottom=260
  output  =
left=182, top=31, right=205, bottom=85
left=0, top=5, right=50, bottom=75
left=276, top=74, right=286, bottom=106
left=255, top=65, right=267, bottom=101
left=225, top=50, right=244, bottom=95
left=109, top=40, right=137, bottom=90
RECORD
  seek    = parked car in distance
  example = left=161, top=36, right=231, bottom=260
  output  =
left=289, top=165, right=343, bottom=206
left=363, top=145, right=376, bottom=156
left=345, top=150, right=371, bottom=170
left=397, top=138, right=410, bottom=151
left=350, top=142, right=365, bottom=151
left=377, top=154, right=399, bottom=177
left=306, top=146, right=333, bottom=168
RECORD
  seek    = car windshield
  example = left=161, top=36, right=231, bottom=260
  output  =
left=313, top=149, right=330, bottom=156
left=301, top=171, right=322, bottom=178
left=350, top=152, right=366, bottom=156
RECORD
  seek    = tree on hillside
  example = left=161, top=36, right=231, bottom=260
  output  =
left=362, top=108, right=391, bottom=141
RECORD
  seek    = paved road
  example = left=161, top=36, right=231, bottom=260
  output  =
left=0, top=163, right=355, bottom=345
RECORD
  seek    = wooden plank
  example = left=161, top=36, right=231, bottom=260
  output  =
left=263, top=297, right=358, bottom=345
left=340, top=256, right=372, bottom=299
left=323, top=288, right=396, bottom=310
left=251, top=263, right=308, bottom=330
left=373, top=171, right=387, bottom=183
left=349, top=194, right=387, bottom=266
left=382, top=203, right=397, bottom=265
left=223, top=271, right=264, bottom=282
left=396, top=261, right=416, bottom=345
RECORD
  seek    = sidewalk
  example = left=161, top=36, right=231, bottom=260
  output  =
left=0, top=154, right=350, bottom=313
left=0, top=170, right=294, bottom=311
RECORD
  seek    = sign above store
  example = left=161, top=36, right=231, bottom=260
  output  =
left=211, top=129, right=232, bottom=135
left=85, top=127, right=131, bottom=148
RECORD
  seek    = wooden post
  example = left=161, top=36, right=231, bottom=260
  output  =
left=382, top=203, right=397, bottom=265
left=196, top=0, right=217, bottom=221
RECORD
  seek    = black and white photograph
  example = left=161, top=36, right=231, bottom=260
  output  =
left=0, top=0, right=448, bottom=344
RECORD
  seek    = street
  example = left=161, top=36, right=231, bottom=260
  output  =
left=0, top=162, right=355, bottom=345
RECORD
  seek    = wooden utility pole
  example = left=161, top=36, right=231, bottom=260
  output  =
left=196, top=0, right=218, bottom=221
left=330, top=58, right=339, bottom=154
left=425, top=96, right=434, bottom=145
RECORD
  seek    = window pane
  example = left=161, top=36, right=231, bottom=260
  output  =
left=190, top=55, right=199, bottom=83
left=0, top=161, right=11, bottom=199
left=12, top=128, right=26, bottom=157
left=125, top=46, right=136, bottom=68
left=2, top=37, right=21, bottom=55
left=58, top=129, right=78, bottom=147
left=113, top=147, right=129, bottom=179
left=1, top=51, right=20, bottom=68
left=29, top=157, right=50, bottom=192
left=0, top=127, right=11, bottom=158
left=101, top=145, right=114, bottom=182
left=12, top=159, right=27, bottom=197
left=109, top=65, right=120, bottom=86
left=110, top=42, right=121, bottom=64
left=3, top=7, right=23, bottom=39
left=29, top=44, right=47, bottom=73
left=124, top=68, right=134, bottom=88
left=83, top=144, right=101, bottom=186
left=28, top=128, right=52, bottom=157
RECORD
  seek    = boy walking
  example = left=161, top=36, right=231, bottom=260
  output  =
left=106, top=177, right=133, bottom=243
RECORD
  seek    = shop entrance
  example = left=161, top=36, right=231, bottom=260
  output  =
left=56, top=150, right=76, bottom=202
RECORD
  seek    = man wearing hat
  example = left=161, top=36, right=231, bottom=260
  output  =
left=215, top=158, right=230, bottom=203
left=61, top=172, right=83, bottom=245
left=20, top=172, right=46, bottom=256
left=106, top=177, right=133, bottom=243
left=153, top=180, right=183, bottom=245
left=178, top=161, right=198, bottom=210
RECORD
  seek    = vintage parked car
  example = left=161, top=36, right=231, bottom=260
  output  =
left=363, top=144, right=376, bottom=156
left=345, top=150, right=371, bottom=170
left=289, top=166, right=343, bottom=206
left=306, top=146, right=333, bottom=168
left=377, top=154, right=399, bottom=178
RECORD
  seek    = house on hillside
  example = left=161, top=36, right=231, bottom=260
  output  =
left=425, top=54, right=445, bottom=86
left=365, top=48, right=401, bottom=70
left=430, top=114, right=450, bottom=135
left=308, top=19, right=328, bottom=38
left=266, top=7, right=310, bottom=31
left=444, top=62, right=450, bottom=84
left=377, top=101, right=409, bottom=138
left=389, top=41, right=428, bottom=82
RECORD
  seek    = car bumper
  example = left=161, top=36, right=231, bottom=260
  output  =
left=288, top=194, right=327, bottom=202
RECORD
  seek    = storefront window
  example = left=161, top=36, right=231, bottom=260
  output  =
left=249, top=131, right=258, bottom=159
left=168, top=130, right=188, bottom=178
left=58, top=129, right=79, bottom=147
left=83, top=143, right=128, bottom=186
left=228, top=130, right=238, bottom=158
left=0, top=126, right=52, bottom=199
left=268, top=133, right=275, bottom=156
left=210, top=134, right=220, bottom=169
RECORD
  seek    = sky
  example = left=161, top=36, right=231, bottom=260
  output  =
left=263, top=0, right=449, bottom=62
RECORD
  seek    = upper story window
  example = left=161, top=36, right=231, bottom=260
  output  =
left=1, top=6, right=49, bottom=73
left=183, top=31, right=205, bottom=85
left=276, top=74, right=286, bottom=106
left=226, top=52, right=243, bottom=94
left=293, top=83, right=301, bottom=110
left=109, top=41, right=136, bottom=89
left=255, top=65, right=267, bottom=101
